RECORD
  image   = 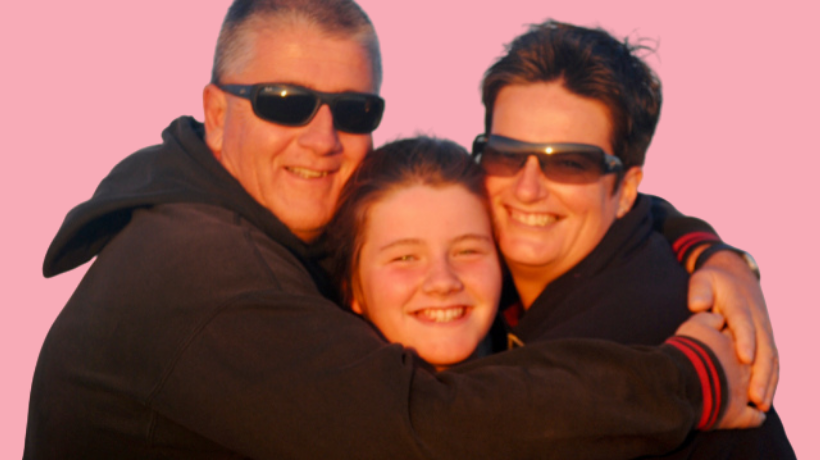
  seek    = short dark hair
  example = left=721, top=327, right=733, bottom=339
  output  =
left=482, top=20, right=661, bottom=170
left=212, top=0, right=382, bottom=89
left=326, top=137, right=488, bottom=308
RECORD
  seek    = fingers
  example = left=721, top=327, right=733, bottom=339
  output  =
left=675, top=312, right=725, bottom=337
left=749, top=337, right=780, bottom=411
left=724, top=309, right=755, bottom=365
left=749, top=359, right=772, bottom=411
left=687, top=270, right=715, bottom=312
left=745, top=289, right=778, bottom=410
left=693, top=252, right=763, bottom=365
left=764, top=358, right=779, bottom=410
left=717, top=405, right=767, bottom=430
left=697, top=312, right=726, bottom=330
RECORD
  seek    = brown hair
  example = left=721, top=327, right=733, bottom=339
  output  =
left=326, top=136, right=488, bottom=308
left=482, top=20, right=661, bottom=171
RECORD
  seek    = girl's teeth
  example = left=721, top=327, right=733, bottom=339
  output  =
left=417, top=307, right=465, bottom=322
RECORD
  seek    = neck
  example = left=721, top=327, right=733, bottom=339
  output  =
left=506, top=262, right=564, bottom=309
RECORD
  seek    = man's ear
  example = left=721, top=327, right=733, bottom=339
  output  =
left=203, top=84, right=226, bottom=160
left=616, top=167, right=643, bottom=218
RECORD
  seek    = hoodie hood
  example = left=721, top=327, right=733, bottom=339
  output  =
left=44, top=117, right=320, bottom=278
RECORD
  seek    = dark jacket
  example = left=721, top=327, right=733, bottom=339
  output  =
left=507, top=195, right=795, bottom=459
left=26, top=117, right=722, bottom=459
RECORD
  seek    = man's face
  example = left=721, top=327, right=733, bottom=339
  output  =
left=204, top=25, right=375, bottom=242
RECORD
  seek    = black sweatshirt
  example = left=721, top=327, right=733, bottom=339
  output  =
left=26, top=117, right=725, bottom=459
left=506, top=195, right=795, bottom=459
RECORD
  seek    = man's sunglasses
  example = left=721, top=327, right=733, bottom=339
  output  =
left=472, top=134, right=623, bottom=184
left=217, top=83, right=385, bottom=134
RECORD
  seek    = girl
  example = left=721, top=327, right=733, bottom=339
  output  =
left=327, top=136, right=502, bottom=369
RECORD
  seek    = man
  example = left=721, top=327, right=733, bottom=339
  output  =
left=25, top=1, right=765, bottom=458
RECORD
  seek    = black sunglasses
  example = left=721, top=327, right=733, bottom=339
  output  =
left=472, top=134, right=623, bottom=184
left=217, top=83, right=385, bottom=134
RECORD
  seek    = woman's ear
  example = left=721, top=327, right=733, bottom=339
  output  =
left=616, top=167, right=643, bottom=218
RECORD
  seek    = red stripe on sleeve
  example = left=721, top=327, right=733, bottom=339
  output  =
left=673, top=232, right=720, bottom=262
left=666, top=337, right=715, bottom=430
left=674, top=336, right=723, bottom=429
left=672, top=232, right=712, bottom=252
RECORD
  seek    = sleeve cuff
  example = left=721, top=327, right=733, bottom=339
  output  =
left=663, top=336, right=728, bottom=430
left=672, top=232, right=721, bottom=264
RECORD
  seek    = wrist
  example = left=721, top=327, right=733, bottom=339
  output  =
left=664, top=336, right=728, bottom=430
left=694, top=243, right=761, bottom=280
left=685, top=244, right=709, bottom=273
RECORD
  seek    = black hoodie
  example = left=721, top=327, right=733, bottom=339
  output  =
left=26, top=117, right=724, bottom=459
left=507, top=196, right=794, bottom=459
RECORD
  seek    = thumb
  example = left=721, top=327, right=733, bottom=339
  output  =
left=688, top=270, right=715, bottom=312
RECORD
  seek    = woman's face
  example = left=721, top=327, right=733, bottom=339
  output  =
left=352, top=184, right=502, bottom=369
left=485, top=82, right=640, bottom=288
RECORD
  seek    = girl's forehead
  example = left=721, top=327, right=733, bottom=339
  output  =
left=363, top=184, right=493, bottom=247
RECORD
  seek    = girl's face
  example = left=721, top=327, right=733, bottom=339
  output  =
left=351, top=184, right=502, bottom=369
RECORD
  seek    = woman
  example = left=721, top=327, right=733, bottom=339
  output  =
left=474, top=20, right=794, bottom=458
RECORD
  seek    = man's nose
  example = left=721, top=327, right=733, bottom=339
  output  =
left=513, top=155, right=550, bottom=202
left=422, top=257, right=464, bottom=295
left=298, top=104, right=342, bottom=155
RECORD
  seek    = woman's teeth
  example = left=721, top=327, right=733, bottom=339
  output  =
left=509, top=209, right=558, bottom=227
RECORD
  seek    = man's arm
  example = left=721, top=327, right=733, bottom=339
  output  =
left=648, top=194, right=777, bottom=410
left=672, top=312, right=767, bottom=428
left=687, top=251, right=778, bottom=410
left=150, top=291, right=754, bottom=460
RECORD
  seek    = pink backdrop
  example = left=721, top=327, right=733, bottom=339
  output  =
left=3, top=1, right=815, bottom=457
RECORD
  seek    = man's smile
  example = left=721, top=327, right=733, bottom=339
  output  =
left=285, top=165, right=337, bottom=179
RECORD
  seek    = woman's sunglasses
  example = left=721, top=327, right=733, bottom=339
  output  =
left=472, top=134, right=623, bottom=184
left=217, top=83, right=385, bottom=134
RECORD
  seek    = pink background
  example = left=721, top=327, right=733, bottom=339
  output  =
left=3, top=1, right=816, bottom=457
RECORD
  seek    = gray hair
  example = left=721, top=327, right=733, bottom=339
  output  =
left=211, top=0, right=382, bottom=90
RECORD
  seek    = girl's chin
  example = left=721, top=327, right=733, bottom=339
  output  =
left=414, top=342, right=478, bottom=370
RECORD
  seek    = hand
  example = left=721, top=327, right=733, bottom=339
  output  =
left=687, top=250, right=778, bottom=411
left=675, top=313, right=766, bottom=429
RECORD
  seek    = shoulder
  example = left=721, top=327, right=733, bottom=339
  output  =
left=100, top=202, right=318, bottom=297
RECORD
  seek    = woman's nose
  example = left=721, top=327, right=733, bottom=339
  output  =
left=513, top=155, right=550, bottom=203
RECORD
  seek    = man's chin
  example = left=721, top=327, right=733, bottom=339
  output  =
left=274, top=216, right=325, bottom=242
left=289, top=224, right=326, bottom=243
